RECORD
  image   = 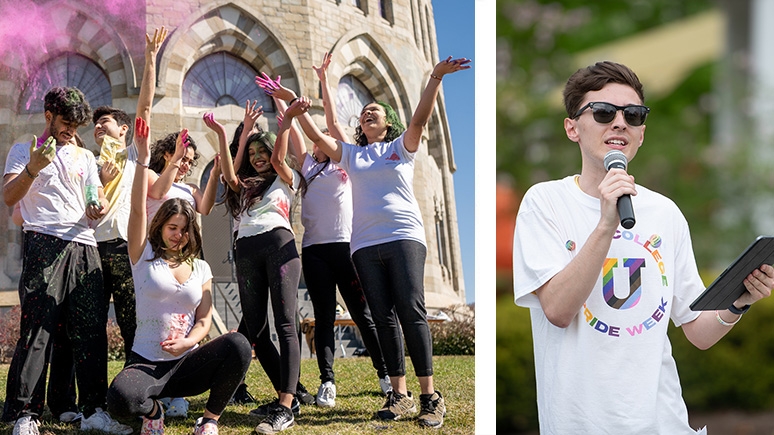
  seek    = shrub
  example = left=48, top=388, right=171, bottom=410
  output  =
left=430, top=304, right=475, bottom=355
left=0, top=305, right=21, bottom=363
left=0, top=305, right=126, bottom=362
left=106, top=318, right=125, bottom=361
left=496, top=297, right=538, bottom=433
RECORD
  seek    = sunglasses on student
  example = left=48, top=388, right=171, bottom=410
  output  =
left=573, top=102, right=650, bottom=127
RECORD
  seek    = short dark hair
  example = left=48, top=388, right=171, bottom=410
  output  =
left=93, top=106, right=134, bottom=145
left=563, top=61, right=645, bottom=118
left=44, top=86, right=91, bottom=126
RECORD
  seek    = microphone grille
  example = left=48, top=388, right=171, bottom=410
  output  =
left=604, top=150, right=628, bottom=171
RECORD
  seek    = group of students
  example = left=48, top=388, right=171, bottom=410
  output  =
left=2, top=24, right=470, bottom=435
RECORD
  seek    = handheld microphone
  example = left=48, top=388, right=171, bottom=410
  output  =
left=603, top=150, right=636, bottom=229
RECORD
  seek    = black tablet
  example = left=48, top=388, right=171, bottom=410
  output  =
left=690, top=236, right=774, bottom=311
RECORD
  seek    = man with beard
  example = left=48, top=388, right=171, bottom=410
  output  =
left=2, top=86, right=131, bottom=435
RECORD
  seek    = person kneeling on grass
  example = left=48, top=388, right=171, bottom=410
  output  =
left=106, top=118, right=252, bottom=435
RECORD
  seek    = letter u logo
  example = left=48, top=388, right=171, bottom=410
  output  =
left=602, top=258, right=645, bottom=309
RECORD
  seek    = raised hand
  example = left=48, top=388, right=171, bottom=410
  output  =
left=145, top=26, right=168, bottom=59
left=135, top=117, right=151, bottom=162
left=27, top=135, right=56, bottom=175
left=285, top=97, right=309, bottom=120
left=242, top=100, right=264, bottom=132
left=172, top=129, right=190, bottom=162
left=432, top=56, right=472, bottom=79
left=312, top=52, right=333, bottom=82
left=210, top=154, right=221, bottom=177
left=255, top=72, right=296, bottom=102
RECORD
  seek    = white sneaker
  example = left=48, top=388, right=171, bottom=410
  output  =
left=80, top=408, right=133, bottom=435
left=13, top=416, right=39, bottom=435
left=316, top=381, right=336, bottom=407
left=59, top=411, right=83, bottom=423
left=379, top=376, right=393, bottom=395
left=164, top=397, right=188, bottom=418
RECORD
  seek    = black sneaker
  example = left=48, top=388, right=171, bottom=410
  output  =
left=229, top=383, right=255, bottom=405
left=294, top=383, right=315, bottom=406
left=254, top=405, right=295, bottom=434
left=377, top=390, right=417, bottom=421
left=249, top=398, right=300, bottom=417
left=418, top=390, right=446, bottom=428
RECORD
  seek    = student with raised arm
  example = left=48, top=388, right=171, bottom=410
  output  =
left=204, top=110, right=305, bottom=434
left=106, top=118, right=251, bottom=435
left=258, top=53, right=391, bottom=409
left=145, top=130, right=220, bottom=226
left=1, top=86, right=135, bottom=435
left=94, top=25, right=168, bottom=363
left=258, top=55, right=471, bottom=429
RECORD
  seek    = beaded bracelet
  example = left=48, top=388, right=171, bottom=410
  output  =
left=715, top=310, right=742, bottom=327
left=24, top=165, right=38, bottom=179
left=430, top=74, right=442, bottom=81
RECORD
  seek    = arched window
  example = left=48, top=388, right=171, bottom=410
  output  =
left=336, top=75, right=375, bottom=128
left=182, top=52, right=272, bottom=110
left=20, top=53, right=111, bottom=113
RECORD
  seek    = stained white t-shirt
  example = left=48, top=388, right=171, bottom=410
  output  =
left=131, top=242, right=213, bottom=361
left=146, top=181, right=196, bottom=226
left=4, top=140, right=101, bottom=246
left=337, top=133, right=426, bottom=254
left=300, top=153, right=352, bottom=248
left=95, top=143, right=138, bottom=242
left=512, top=175, right=706, bottom=435
left=237, top=171, right=301, bottom=240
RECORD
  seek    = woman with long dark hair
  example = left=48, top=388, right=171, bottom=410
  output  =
left=259, top=55, right=470, bottom=429
left=203, top=110, right=305, bottom=434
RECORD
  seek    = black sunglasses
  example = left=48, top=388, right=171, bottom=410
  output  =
left=573, top=102, right=650, bottom=127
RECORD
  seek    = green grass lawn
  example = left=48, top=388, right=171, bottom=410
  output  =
left=0, top=355, right=474, bottom=434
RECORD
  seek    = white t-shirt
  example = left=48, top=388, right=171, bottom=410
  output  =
left=95, top=143, right=138, bottom=242
left=512, top=175, right=706, bottom=435
left=337, top=133, right=426, bottom=254
left=237, top=171, right=301, bottom=240
left=300, top=153, right=352, bottom=248
left=4, top=140, right=101, bottom=246
left=131, top=242, right=213, bottom=361
left=146, top=181, right=196, bottom=226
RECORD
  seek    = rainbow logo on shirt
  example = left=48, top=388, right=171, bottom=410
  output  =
left=581, top=229, right=671, bottom=338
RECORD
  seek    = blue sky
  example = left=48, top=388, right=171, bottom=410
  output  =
left=432, top=1, right=476, bottom=305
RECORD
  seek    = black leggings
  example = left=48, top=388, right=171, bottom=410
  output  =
left=303, top=242, right=387, bottom=383
left=235, top=228, right=301, bottom=394
left=107, top=333, right=252, bottom=419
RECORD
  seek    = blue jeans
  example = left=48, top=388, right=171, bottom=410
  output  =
left=352, top=240, right=433, bottom=377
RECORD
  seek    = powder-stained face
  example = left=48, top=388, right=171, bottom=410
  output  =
left=249, top=142, right=272, bottom=174
left=46, top=113, right=78, bottom=145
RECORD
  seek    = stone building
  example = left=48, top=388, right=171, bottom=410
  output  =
left=0, top=0, right=465, bottom=316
